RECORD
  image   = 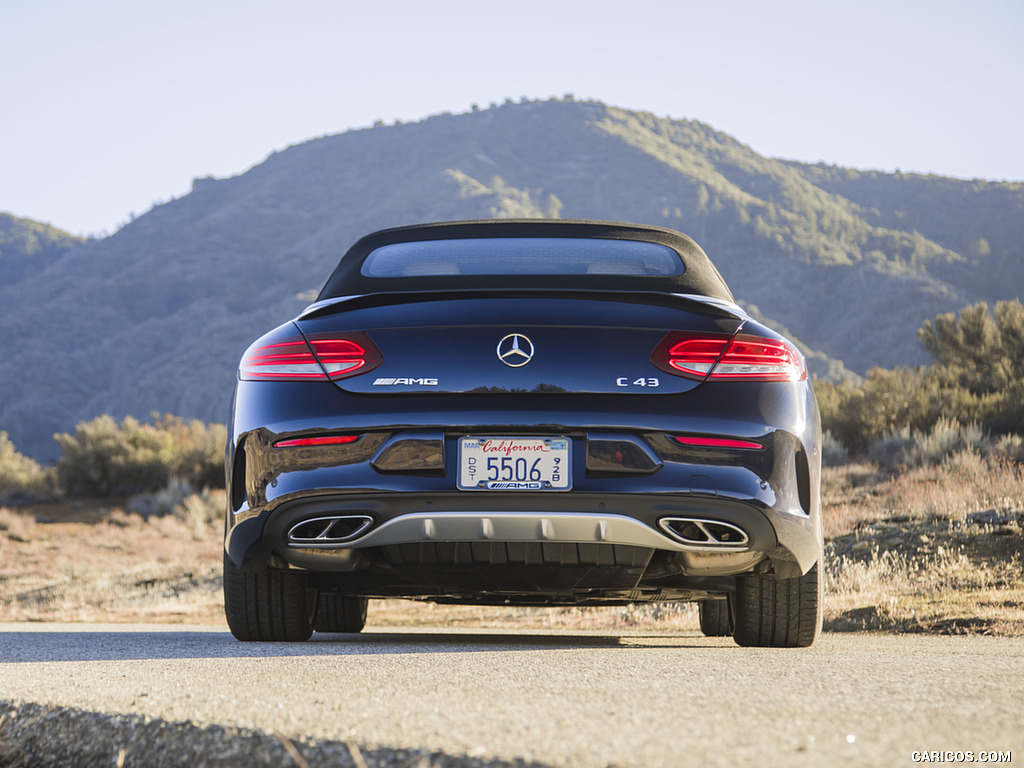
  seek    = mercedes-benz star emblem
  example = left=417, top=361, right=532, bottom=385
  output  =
left=497, top=333, right=535, bottom=368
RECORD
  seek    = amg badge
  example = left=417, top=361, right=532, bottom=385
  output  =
left=372, top=377, right=439, bottom=386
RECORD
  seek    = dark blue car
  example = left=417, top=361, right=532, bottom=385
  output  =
left=224, top=220, right=823, bottom=646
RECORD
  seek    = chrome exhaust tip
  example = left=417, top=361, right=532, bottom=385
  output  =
left=287, top=515, right=373, bottom=547
left=658, top=517, right=750, bottom=549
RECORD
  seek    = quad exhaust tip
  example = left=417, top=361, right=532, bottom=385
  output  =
left=658, top=517, right=750, bottom=548
left=288, top=515, right=373, bottom=547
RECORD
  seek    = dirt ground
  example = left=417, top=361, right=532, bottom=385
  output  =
left=1, top=462, right=1022, bottom=634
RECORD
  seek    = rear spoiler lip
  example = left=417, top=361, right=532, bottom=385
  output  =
left=297, top=289, right=746, bottom=322
left=671, top=293, right=748, bottom=319
left=299, top=294, right=367, bottom=319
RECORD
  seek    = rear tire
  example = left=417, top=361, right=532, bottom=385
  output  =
left=698, top=598, right=734, bottom=637
left=315, top=593, right=368, bottom=633
left=223, top=554, right=315, bottom=641
left=733, top=563, right=822, bottom=648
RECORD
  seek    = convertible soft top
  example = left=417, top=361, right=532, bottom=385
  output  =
left=317, top=220, right=735, bottom=302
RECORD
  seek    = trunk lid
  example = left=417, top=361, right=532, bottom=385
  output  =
left=295, top=292, right=744, bottom=396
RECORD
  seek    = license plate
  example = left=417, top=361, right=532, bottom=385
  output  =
left=458, top=437, right=571, bottom=491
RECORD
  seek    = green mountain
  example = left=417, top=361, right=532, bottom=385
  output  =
left=1, top=98, right=1020, bottom=460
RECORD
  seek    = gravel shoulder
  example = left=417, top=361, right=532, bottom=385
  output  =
left=0, top=699, right=543, bottom=768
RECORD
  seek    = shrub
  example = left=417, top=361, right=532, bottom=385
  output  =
left=126, top=477, right=195, bottom=518
left=53, top=414, right=226, bottom=497
left=149, top=414, right=227, bottom=490
left=820, top=431, right=848, bottom=467
left=990, top=434, right=1024, bottom=463
left=176, top=488, right=226, bottom=540
left=54, top=415, right=171, bottom=496
left=903, top=419, right=985, bottom=468
left=125, top=479, right=225, bottom=539
left=0, top=431, right=51, bottom=498
left=867, top=419, right=990, bottom=472
left=816, top=300, right=1024, bottom=455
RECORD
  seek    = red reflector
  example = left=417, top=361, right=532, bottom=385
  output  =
left=673, top=436, right=765, bottom=450
left=273, top=435, right=362, bottom=448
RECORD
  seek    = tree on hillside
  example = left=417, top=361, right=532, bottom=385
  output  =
left=918, top=300, right=1024, bottom=395
left=816, top=300, right=1024, bottom=450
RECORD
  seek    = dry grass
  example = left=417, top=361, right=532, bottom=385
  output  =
left=821, top=452, right=1024, bottom=634
left=0, top=497, right=225, bottom=624
left=825, top=542, right=1024, bottom=634
left=822, top=453, right=1024, bottom=538
left=1, top=457, right=1021, bottom=635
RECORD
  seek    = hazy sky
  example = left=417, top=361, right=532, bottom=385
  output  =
left=3, top=0, right=1022, bottom=236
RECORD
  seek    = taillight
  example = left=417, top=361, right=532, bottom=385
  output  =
left=240, top=339, right=329, bottom=380
left=711, top=336, right=806, bottom=381
left=239, top=329, right=381, bottom=381
left=308, top=338, right=374, bottom=378
left=656, top=336, right=730, bottom=378
left=652, top=333, right=806, bottom=382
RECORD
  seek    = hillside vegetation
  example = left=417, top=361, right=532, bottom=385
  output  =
left=1, top=98, right=1021, bottom=460
left=0, top=213, right=84, bottom=284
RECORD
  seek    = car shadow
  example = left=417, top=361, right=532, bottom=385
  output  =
left=0, top=627, right=721, bottom=663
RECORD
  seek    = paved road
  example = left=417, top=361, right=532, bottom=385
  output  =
left=1, top=623, right=1021, bottom=767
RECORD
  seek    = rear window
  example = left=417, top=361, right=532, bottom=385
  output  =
left=360, top=237, right=683, bottom=278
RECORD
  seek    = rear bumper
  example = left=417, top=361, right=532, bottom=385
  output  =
left=227, top=486, right=820, bottom=585
left=224, top=381, right=822, bottom=599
